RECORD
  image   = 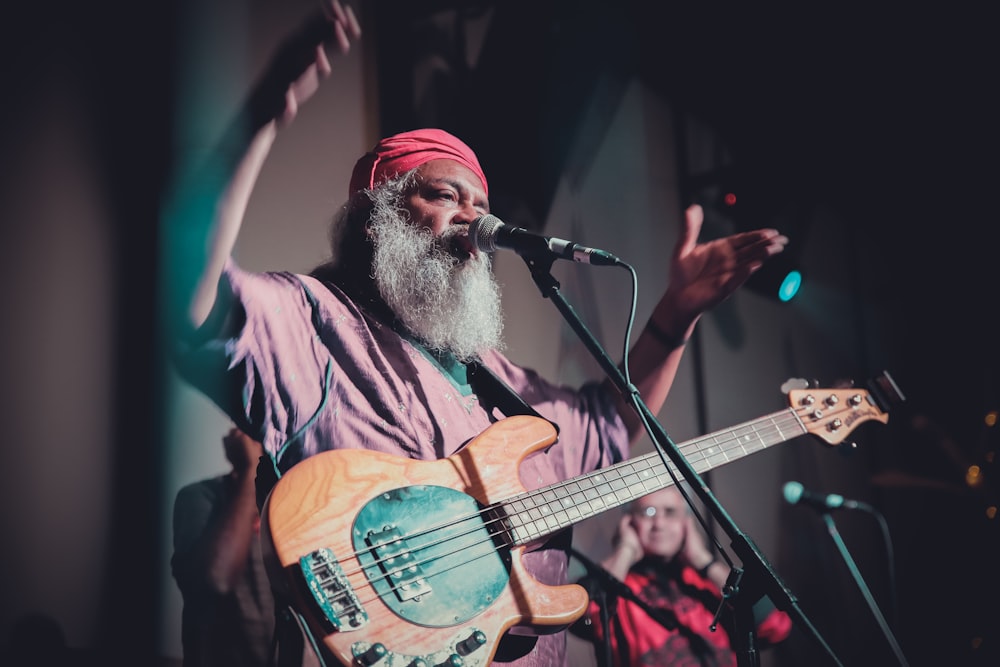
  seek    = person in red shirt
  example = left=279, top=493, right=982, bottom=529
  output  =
left=578, top=487, right=792, bottom=666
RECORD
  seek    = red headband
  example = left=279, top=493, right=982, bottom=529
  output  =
left=348, top=128, right=488, bottom=198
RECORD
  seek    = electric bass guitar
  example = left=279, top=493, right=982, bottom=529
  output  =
left=261, top=372, right=903, bottom=666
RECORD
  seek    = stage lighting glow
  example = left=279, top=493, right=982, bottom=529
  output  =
left=778, top=270, right=802, bottom=302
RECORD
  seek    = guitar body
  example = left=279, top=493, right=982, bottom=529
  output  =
left=261, top=372, right=904, bottom=666
left=261, top=415, right=588, bottom=667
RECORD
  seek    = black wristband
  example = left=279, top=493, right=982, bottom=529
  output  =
left=645, top=319, right=689, bottom=350
left=697, top=557, right=716, bottom=579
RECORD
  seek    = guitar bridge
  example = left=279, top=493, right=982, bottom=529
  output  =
left=299, top=547, right=368, bottom=632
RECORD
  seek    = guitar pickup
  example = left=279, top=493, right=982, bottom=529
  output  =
left=299, top=548, right=369, bottom=631
left=366, top=526, right=433, bottom=601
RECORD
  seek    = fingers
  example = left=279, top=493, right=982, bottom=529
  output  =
left=283, top=89, right=299, bottom=125
left=715, top=228, right=787, bottom=274
left=674, top=204, right=703, bottom=259
left=343, top=3, right=362, bottom=40
left=332, top=20, right=351, bottom=54
left=740, top=231, right=789, bottom=268
left=315, top=44, right=332, bottom=78
left=322, top=0, right=362, bottom=49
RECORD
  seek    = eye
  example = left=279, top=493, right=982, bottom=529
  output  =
left=434, top=189, right=457, bottom=201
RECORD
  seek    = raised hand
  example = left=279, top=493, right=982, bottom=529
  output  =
left=664, top=204, right=789, bottom=327
left=251, top=0, right=362, bottom=127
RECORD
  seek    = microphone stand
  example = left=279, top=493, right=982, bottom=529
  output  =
left=519, top=253, right=844, bottom=667
left=819, top=512, right=910, bottom=666
left=569, top=547, right=681, bottom=667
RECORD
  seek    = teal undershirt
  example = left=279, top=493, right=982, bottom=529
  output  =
left=405, top=336, right=475, bottom=397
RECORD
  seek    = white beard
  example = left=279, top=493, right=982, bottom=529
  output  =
left=369, top=210, right=504, bottom=362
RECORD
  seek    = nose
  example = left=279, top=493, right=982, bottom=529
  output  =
left=454, top=204, right=480, bottom=227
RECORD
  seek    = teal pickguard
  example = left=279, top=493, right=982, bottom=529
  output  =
left=352, top=485, right=511, bottom=628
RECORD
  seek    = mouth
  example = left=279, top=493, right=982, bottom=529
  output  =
left=446, top=233, right=476, bottom=262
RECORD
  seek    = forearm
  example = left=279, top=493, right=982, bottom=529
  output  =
left=203, top=472, right=261, bottom=593
left=611, top=290, right=701, bottom=443
left=702, top=560, right=729, bottom=589
left=601, top=544, right=641, bottom=581
left=189, top=118, right=278, bottom=328
left=163, top=107, right=279, bottom=333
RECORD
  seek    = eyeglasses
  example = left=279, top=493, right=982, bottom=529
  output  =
left=630, top=505, right=683, bottom=519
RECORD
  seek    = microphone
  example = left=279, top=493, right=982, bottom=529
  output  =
left=468, top=214, right=624, bottom=266
left=783, top=481, right=872, bottom=512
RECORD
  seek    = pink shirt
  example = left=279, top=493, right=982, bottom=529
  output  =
left=176, top=260, right=630, bottom=666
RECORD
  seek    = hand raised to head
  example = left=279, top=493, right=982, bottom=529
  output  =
left=222, top=427, right=265, bottom=474
left=680, top=513, right=714, bottom=570
left=612, top=513, right=644, bottom=564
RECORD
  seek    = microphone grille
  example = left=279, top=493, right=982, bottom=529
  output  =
left=782, top=481, right=804, bottom=505
left=469, top=214, right=504, bottom=253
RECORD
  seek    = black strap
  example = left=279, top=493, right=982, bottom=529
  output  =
left=466, top=360, right=560, bottom=436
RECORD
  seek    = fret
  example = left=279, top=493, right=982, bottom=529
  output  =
left=499, top=408, right=809, bottom=546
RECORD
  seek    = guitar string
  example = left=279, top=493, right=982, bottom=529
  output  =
left=502, top=410, right=808, bottom=542
left=327, top=408, right=813, bottom=611
left=329, top=404, right=829, bottom=609
left=320, top=399, right=862, bottom=611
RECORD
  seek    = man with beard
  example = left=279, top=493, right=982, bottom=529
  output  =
left=165, top=2, right=788, bottom=666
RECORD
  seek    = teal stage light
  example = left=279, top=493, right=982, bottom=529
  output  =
left=778, top=269, right=802, bottom=302
left=746, top=256, right=803, bottom=303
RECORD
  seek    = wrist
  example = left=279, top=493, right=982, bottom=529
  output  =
left=613, top=542, right=642, bottom=567
left=644, top=318, right=690, bottom=350
left=618, top=542, right=640, bottom=560
left=232, top=466, right=257, bottom=485
left=695, top=556, right=716, bottom=579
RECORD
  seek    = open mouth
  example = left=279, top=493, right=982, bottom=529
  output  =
left=445, top=234, right=475, bottom=262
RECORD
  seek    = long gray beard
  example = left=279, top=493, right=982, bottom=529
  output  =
left=369, top=210, right=504, bottom=362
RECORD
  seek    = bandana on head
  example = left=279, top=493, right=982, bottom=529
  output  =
left=348, top=128, right=488, bottom=198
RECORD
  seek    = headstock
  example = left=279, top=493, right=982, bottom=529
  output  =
left=785, top=371, right=905, bottom=446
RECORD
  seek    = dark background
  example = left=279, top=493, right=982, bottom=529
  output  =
left=372, top=9, right=1000, bottom=664
left=2, top=0, right=997, bottom=664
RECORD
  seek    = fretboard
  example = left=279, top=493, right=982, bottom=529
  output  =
left=500, top=407, right=807, bottom=545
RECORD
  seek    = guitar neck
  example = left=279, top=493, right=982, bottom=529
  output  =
left=499, top=407, right=806, bottom=545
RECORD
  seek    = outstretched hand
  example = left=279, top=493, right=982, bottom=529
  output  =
left=661, top=204, right=789, bottom=331
left=252, top=0, right=361, bottom=127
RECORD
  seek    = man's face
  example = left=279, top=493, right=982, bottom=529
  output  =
left=400, top=159, right=490, bottom=261
left=366, top=160, right=502, bottom=361
left=629, top=488, right=689, bottom=559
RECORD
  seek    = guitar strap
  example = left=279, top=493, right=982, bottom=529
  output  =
left=466, top=359, right=560, bottom=435
left=466, top=358, right=575, bottom=663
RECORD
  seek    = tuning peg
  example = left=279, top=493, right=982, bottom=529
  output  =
left=781, top=378, right=810, bottom=394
